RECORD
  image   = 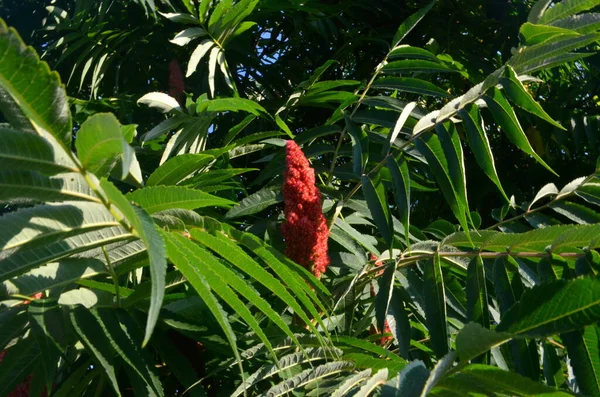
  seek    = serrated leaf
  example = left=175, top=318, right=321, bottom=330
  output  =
left=415, top=130, right=471, bottom=239
left=539, top=0, right=600, bottom=25
left=0, top=202, right=128, bottom=280
left=188, top=228, right=326, bottom=340
left=0, top=171, right=97, bottom=204
left=435, top=364, right=573, bottom=396
left=0, top=127, right=77, bottom=174
left=496, top=276, right=600, bottom=337
left=519, top=22, right=580, bottom=46
left=69, top=306, right=121, bottom=395
left=562, top=326, right=600, bottom=396
left=459, top=104, right=509, bottom=202
left=225, top=188, right=281, bottom=219
left=389, top=45, right=439, bottom=62
left=165, top=233, right=279, bottom=363
left=392, top=0, right=435, bottom=47
left=232, top=347, right=342, bottom=397
left=127, top=185, right=234, bottom=214
left=331, top=369, right=372, bottom=397
left=265, top=361, right=355, bottom=397
left=0, top=19, right=72, bottom=146
left=99, top=179, right=166, bottom=346
left=500, top=65, right=565, bottom=130
left=483, top=87, right=556, bottom=175
left=94, top=309, right=164, bottom=396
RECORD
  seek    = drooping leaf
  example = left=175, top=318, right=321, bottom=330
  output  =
left=458, top=104, right=509, bottom=202
left=386, top=155, right=411, bottom=246
left=562, top=326, right=600, bottom=396
left=99, top=179, right=166, bottom=346
left=345, top=115, right=369, bottom=177
left=362, top=174, right=393, bottom=247
left=69, top=306, right=121, bottom=396
left=482, top=87, right=556, bottom=176
left=423, top=255, right=448, bottom=358
left=372, top=77, right=451, bottom=97
left=391, top=0, right=436, bottom=47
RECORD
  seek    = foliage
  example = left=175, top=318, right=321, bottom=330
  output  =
left=1, top=0, right=600, bottom=396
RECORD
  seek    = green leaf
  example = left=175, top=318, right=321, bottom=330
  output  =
left=169, top=27, right=207, bottom=46
left=539, top=0, right=600, bottom=24
left=265, top=361, right=355, bottom=397
left=331, top=369, right=372, bottom=397
left=225, top=188, right=282, bottom=219
left=232, top=347, right=342, bottom=397
left=562, top=326, right=600, bottom=396
left=362, top=174, right=393, bottom=247
left=99, top=179, right=166, bottom=346
left=415, top=130, right=470, bottom=239
left=455, top=323, right=510, bottom=362
left=519, top=22, right=580, bottom=46
left=137, top=92, right=183, bottom=114
left=126, top=185, right=235, bottom=214
left=75, top=113, right=132, bottom=178
left=0, top=127, right=77, bottom=174
left=388, top=45, right=439, bottom=61
left=28, top=299, right=66, bottom=388
left=200, top=98, right=268, bottom=117
left=387, top=155, right=410, bottom=246
left=496, top=276, right=600, bottom=337
left=551, top=13, right=600, bottom=34
left=151, top=333, right=206, bottom=397
left=388, top=289, right=411, bottom=359
left=165, top=233, right=279, bottom=362
left=0, top=338, right=41, bottom=397
left=0, top=19, right=72, bottom=146
left=375, top=264, right=396, bottom=331
left=345, top=115, right=369, bottom=177
left=459, top=104, right=509, bottom=202
left=423, top=255, right=448, bottom=358
left=392, top=0, right=436, bottom=47
left=0, top=202, right=129, bottom=280
left=94, top=309, right=164, bottom=396
left=141, top=114, right=188, bottom=142
left=391, top=360, right=430, bottom=397
left=466, top=256, right=490, bottom=329
left=482, top=87, right=556, bottom=176
left=435, top=364, right=574, bottom=396
left=69, top=306, right=121, bottom=396
left=372, top=77, right=451, bottom=97
left=382, top=60, right=454, bottom=74
left=0, top=171, right=98, bottom=204
left=146, top=154, right=214, bottom=186
left=550, top=201, right=600, bottom=224
left=163, top=234, right=244, bottom=377
left=509, top=32, right=600, bottom=74
left=500, top=66, right=565, bottom=130
left=188, top=228, right=326, bottom=341
left=385, top=101, right=417, bottom=155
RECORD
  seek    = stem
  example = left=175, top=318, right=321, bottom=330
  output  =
left=326, top=61, right=386, bottom=185
left=102, top=246, right=121, bottom=307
